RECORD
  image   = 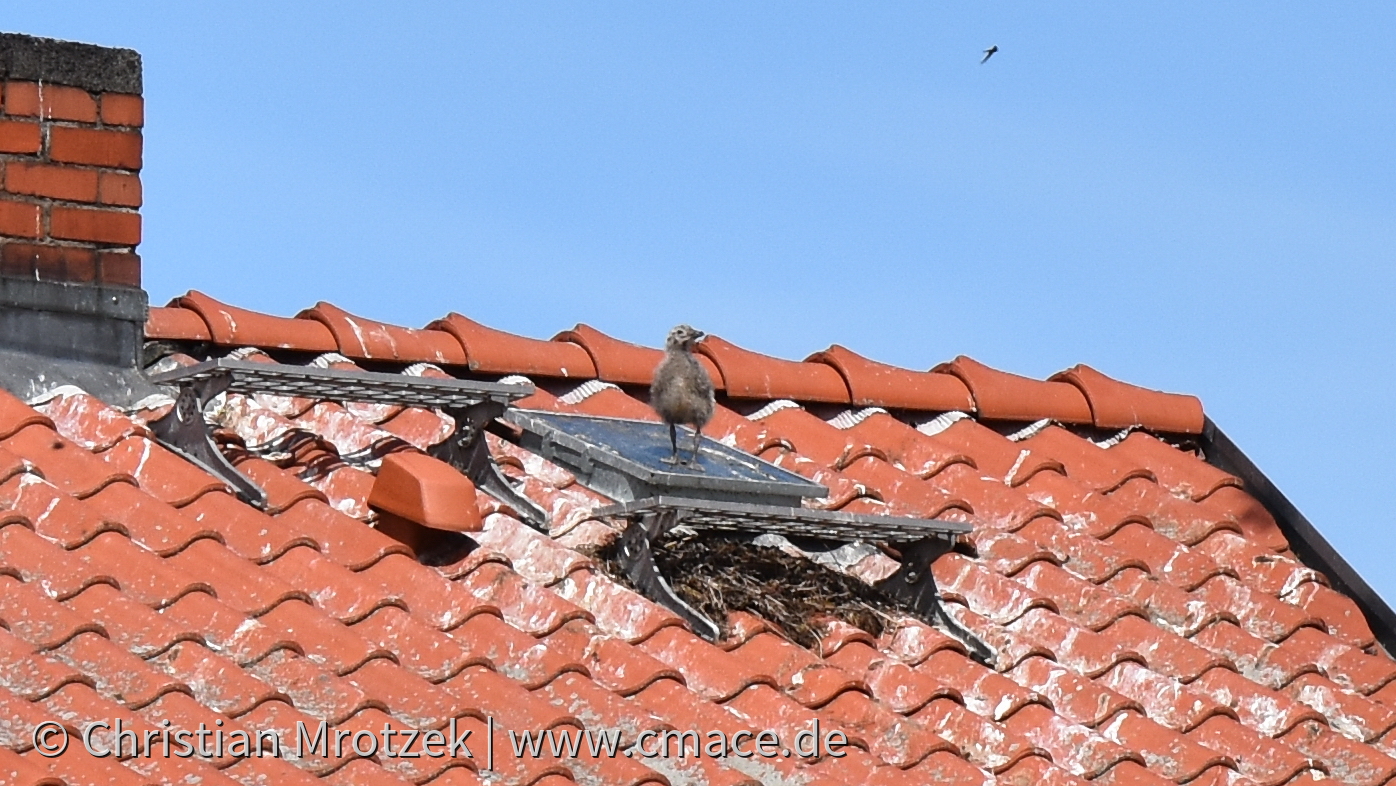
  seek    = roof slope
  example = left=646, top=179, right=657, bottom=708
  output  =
left=0, top=290, right=1391, bottom=786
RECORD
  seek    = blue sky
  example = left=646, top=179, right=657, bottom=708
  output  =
left=12, top=4, right=1396, bottom=602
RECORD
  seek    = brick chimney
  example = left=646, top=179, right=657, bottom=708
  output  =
left=0, top=32, right=142, bottom=285
left=0, top=32, right=155, bottom=406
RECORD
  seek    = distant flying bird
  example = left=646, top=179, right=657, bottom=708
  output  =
left=650, top=324, right=714, bottom=467
left=981, top=45, right=998, bottom=64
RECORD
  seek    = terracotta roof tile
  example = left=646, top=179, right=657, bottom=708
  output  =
left=936, top=357, right=1094, bottom=424
left=0, top=295, right=1386, bottom=785
left=167, top=291, right=335, bottom=351
left=557, top=323, right=723, bottom=388
left=698, top=334, right=850, bottom=402
left=63, top=583, right=204, bottom=658
left=1051, top=365, right=1206, bottom=434
left=96, top=434, right=228, bottom=507
left=1008, top=655, right=1142, bottom=728
left=146, top=303, right=213, bottom=341
left=808, top=345, right=975, bottom=411
left=1099, top=614, right=1231, bottom=683
left=431, top=313, right=597, bottom=378
left=299, top=301, right=468, bottom=365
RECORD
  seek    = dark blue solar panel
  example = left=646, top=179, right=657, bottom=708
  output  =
left=504, top=409, right=827, bottom=503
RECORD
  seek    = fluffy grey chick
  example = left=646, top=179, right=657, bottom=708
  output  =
left=650, top=324, right=714, bottom=466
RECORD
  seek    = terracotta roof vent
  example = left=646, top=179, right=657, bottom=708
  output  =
left=368, top=451, right=482, bottom=565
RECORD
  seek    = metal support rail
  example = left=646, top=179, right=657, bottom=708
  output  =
left=146, top=359, right=548, bottom=528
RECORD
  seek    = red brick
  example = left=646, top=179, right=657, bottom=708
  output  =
left=49, top=126, right=142, bottom=170
left=0, top=243, right=96, bottom=283
left=0, top=242, right=36, bottom=277
left=33, top=247, right=64, bottom=280
left=98, top=251, right=141, bottom=286
left=5, top=162, right=99, bottom=203
left=0, top=120, right=41, bottom=154
left=0, top=199, right=41, bottom=238
left=50, top=206, right=140, bottom=245
left=100, top=93, right=143, bottom=127
left=3, top=81, right=40, bottom=116
left=58, top=247, right=98, bottom=282
left=39, top=84, right=98, bottom=123
left=97, top=171, right=141, bottom=207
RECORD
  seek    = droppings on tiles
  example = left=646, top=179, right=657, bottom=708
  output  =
left=593, top=531, right=903, bottom=649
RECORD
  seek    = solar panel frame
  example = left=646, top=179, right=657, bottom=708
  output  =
left=504, top=409, right=828, bottom=505
left=594, top=496, right=971, bottom=543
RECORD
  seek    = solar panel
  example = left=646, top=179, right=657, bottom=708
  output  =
left=503, top=409, right=828, bottom=507
left=510, top=410, right=986, bottom=655
left=149, top=359, right=532, bottom=408
left=593, top=496, right=971, bottom=543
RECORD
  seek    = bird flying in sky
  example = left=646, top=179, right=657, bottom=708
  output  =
left=981, top=45, right=998, bottom=64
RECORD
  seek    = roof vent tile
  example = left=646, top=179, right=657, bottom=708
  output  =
left=368, top=452, right=481, bottom=533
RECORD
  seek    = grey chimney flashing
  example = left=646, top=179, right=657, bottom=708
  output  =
left=0, top=32, right=142, bottom=94
left=0, top=277, right=161, bottom=406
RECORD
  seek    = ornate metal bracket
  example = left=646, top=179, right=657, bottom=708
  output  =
left=615, top=507, right=721, bottom=640
left=148, top=375, right=269, bottom=509
left=431, top=400, right=550, bottom=532
left=876, top=538, right=993, bottom=664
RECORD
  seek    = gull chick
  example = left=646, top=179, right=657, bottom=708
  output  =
left=650, top=324, right=714, bottom=466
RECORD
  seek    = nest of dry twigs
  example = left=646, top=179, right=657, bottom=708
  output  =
left=595, top=531, right=904, bottom=649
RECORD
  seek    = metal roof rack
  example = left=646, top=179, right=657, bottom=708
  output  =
left=506, top=409, right=987, bottom=656
left=149, top=358, right=529, bottom=408
left=146, top=360, right=548, bottom=528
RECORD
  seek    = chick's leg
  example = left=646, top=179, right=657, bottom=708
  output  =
left=662, top=423, right=680, bottom=465
left=689, top=426, right=705, bottom=470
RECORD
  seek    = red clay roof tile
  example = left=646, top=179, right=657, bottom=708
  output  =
left=299, top=302, right=467, bottom=365
left=4, top=423, right=135, bottom=498
left=0, top=389, right=53, bottom=440
left=697, top=334, right=850, bottom=402
left=1008, top=655, right=1142, bottom=728
left=556, top=323, right=723, bottom=388
left=0, top=745, right=64, bottom=786
left=431, top=313, right=597, bottom=378
left=96, top=434, right=227, bottom=507
left=1051, top=364, right=1206, bottom=434
left=36, top=390, right=147, bottom=451
left=146, top=303, right=212, bottom=341
left=63, top=583, right=203, bottom=659
left=172, top=290, right=338, bottom=351
left=936, top=357, right=1093, bottom=424
left=808, top=345, right=975, bottom=411
left=1281, top=719, right=1396, bottom=786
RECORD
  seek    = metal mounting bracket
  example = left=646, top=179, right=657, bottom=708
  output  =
left=148, top=374, right=269, bottom=509
left=875, top=538, right=993, bottom=664
left=615, top=507, right=721, bottom=640
left=431, top=400, right=550, bottom=532
left=146, top=359, right=545, bottom=527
